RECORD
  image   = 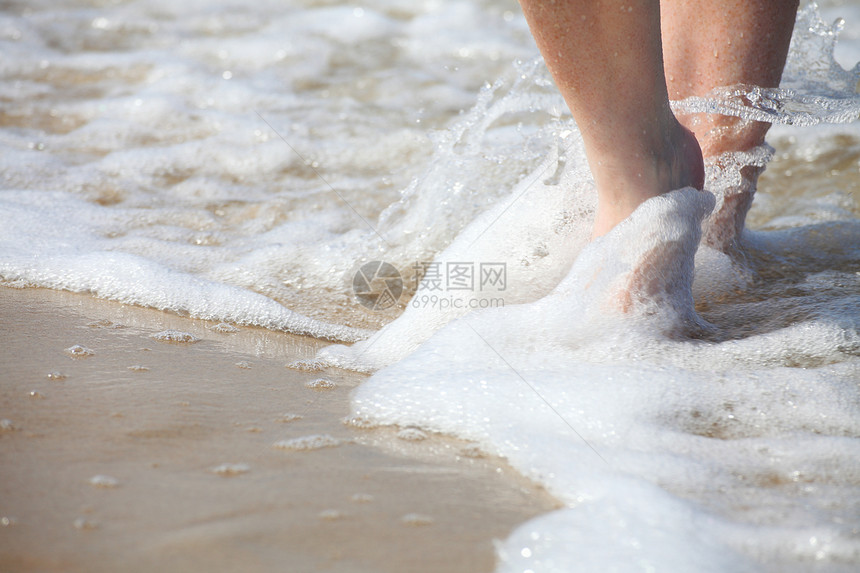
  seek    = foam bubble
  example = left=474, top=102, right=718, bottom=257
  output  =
left=401, top=513, right=434, bottom=526
left=150, top=330, right=198, bottom=343
left=318, top=509, right=348, bottom=521
left=65, top=345, right=94, bottom=358
left=350, top=493, right=374, bottom=504
left=272, top=434, right=343, bottom=451
left=305, top=378, right=336, bottom=390
left=211, top=463, right=250, bottom=476
left=88, top=475, right=119, bottom=488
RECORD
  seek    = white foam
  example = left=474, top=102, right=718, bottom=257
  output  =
left=317, top=142, right=595, bottom=371
left=272, top=435, right=343, bottom=451
left=352, top=281, right=860, bottom=570
left=0, top=191, right=369, bottom=341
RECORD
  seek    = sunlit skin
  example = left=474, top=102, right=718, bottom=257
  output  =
left=518, top=0, right=798, bottom=240
left=662, top=0, right=798, bottom=157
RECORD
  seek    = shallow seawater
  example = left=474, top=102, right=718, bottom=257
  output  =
left=1, top=0, right=860, bottom=571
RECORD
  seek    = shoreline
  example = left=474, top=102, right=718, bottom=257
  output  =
left=0, top=285, right=558, bottom=572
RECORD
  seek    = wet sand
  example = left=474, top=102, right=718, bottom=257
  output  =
left=0, top=286, right=558, bottom=573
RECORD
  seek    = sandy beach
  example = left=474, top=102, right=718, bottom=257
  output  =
left=0, top=285, right=558, bottom=572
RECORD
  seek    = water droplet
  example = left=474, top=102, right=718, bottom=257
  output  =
left=150, top=330, right=198, bottom=343
left=319, top=509, right=347, bottom=521
left=1, top=516, right=17, bottom=526
left=401, top=513, right=434, bottom=526
left=521, top=547, right=532, bottom=558
left=305, top=378, right=336, bottom=390
left=0, top=419, right=16, bottom=432
left=29, top=391, right=45, bottom=399
left=88, top=475, right=119, bottom=488
left=211, top=463, right=250, bottom=476
left=396, top=428, right=427, bottom=442
left=65, top=345, right=94, bottom=358
left=272, top=434, right=342, bottom=451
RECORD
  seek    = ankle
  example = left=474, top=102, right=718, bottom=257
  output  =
left=590, top=122, right=704, bottom=238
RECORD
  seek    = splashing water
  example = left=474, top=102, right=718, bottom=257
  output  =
left=316, top=3, right=860, bottom=371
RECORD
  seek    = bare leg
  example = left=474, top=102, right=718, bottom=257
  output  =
left=518, top=0, right=705, bottom=239
left=662, top=0, right=797, bottom=157
left=662, top=0, right=798, bottom=250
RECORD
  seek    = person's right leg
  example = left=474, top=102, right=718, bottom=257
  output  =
left=661, top=0, right=799, bottom=250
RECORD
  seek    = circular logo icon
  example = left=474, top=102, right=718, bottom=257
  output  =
left=352, top=261, right=403, bottom=311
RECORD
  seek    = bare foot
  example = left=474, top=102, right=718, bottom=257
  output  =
left=591, top=124, right=705, bottom=239
left=597, top=187, right=715, bottom=334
